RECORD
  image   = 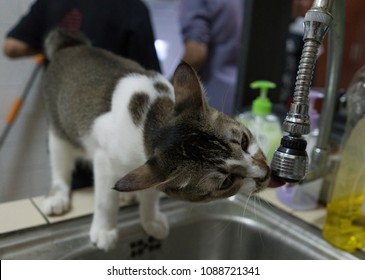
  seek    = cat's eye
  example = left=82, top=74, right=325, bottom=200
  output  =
left=241, top=134, right=249, bottom=151
left=221, top=174, right=234, bottom=190
left=230, top=139, right=240, bottom=145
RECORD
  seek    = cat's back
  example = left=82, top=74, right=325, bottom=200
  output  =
left=42, top=44, right=148, bottom=107
left=41, top=44, right=153, bottom=147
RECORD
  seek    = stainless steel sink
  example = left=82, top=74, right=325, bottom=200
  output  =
left=1, top=193, right=364, bottom=259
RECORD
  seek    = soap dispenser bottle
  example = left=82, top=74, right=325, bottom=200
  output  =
left=323, top=65, right=365, bottom=252
left=236, top=80, right=282, bottom=162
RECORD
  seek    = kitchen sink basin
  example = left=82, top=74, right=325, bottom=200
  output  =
left=0, top=193, right=364, bottom=259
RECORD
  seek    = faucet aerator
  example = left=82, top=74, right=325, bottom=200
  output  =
left=270, top=135, right=308, bottom=183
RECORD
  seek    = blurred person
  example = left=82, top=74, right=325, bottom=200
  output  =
left=3, top=0, right=161, bottom=72
left=178, top=0, right=243, bottom=115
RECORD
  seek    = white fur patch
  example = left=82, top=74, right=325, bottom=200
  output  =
left=246, top=165, right=267, bottom=178
left=77, top=72, right=173, bottom=250
left=247, top=143, right=259, bottom=156
left=241, top=178, right=257, bottom=194
left=88, top=73, right=174, bottom=167
left=224, top=157, right=266, bottom=179
left=42, top=130, right=81, bottom=215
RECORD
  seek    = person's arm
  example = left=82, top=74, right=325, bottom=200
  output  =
left=3, top=37, right=40, bottom=58
left=178, top=0, right=211, bottom=72
left=3, top=0, right=46, bottom=59
left=182, top=40, right=207, bottom=72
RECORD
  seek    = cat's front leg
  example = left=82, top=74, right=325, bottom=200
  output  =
left=90, top=150, right=119, bottom=251
left=138, top=189, right=169, bottom=239
left=43, top=130, right=76, bottom=215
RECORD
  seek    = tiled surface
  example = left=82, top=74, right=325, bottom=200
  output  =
left=32, top=188, right=95, bottom=224
left=32, top=187, right=136, bottom=224
left=0, top=187, right=138, bottom=234
left=0, top=198, right=47, bottom=234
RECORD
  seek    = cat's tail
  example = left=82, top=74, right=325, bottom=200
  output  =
left=44, top=28, right=91, bottom=60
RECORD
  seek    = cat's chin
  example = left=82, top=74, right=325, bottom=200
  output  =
left=239, top=178, right=260, bottom=195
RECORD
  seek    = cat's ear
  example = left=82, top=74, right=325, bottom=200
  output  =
left=172, top=61, right=207, bottom=113
left=114, top=161, right=164, bottom=192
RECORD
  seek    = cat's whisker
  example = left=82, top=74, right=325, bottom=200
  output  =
left=236, top=199, right=244, bottom=248
left=216, top=218, right=233, bottom=240
left=252, top=194, right=257, bottom=219
left=257, top=190, right=276, bottom=211
left=242, top=190, right=254, bottom=218
left=253, top=194, right=266, bottom=247
left=237, top=189, right=255, bottom=247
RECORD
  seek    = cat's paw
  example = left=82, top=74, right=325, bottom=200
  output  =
left=142, top=213, right=169, bottom=240
left=42, top=192, right=70, bottom=216
left=90, top=226, right=118, bottom=251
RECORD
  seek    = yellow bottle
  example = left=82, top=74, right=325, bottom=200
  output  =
left=323, top=118, right=365, bottom=252
left=323, top=65, right=365, bottom=252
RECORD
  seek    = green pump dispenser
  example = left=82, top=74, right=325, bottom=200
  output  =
left=236, top=80, right=282, bottom=162
left=250, top=80, right=276, bottom=117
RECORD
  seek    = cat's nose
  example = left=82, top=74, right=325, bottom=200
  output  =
left=249, top=162, right=270, bottom=181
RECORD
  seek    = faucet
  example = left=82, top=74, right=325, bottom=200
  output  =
left=271, top=0, right=345, bottom=183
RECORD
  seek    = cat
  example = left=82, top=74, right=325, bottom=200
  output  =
left=40, top=28, right=270, bottom=251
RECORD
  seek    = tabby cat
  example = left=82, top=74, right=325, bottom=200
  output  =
left=40, top=29, right=270, bottom=251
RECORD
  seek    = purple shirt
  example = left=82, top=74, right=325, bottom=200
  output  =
left=179, top=0, right=243, bottom=115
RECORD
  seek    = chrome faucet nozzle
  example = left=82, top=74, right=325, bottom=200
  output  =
left=271, top=0, right=334, bottom=182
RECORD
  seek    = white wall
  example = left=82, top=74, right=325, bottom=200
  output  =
left=0, top=0, right=182, bottom=203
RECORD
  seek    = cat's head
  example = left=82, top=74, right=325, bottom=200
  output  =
left=114, top=62, right=270, bottom=202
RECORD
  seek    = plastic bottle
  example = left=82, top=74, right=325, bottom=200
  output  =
left=276, top=90, right=324, bottom=210
left=236, top=80, right=282, bottom=162
left=323, top=65, right=365, bottom=252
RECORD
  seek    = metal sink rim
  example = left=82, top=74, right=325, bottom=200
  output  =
left=0, top=193, right=363, bottom=260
